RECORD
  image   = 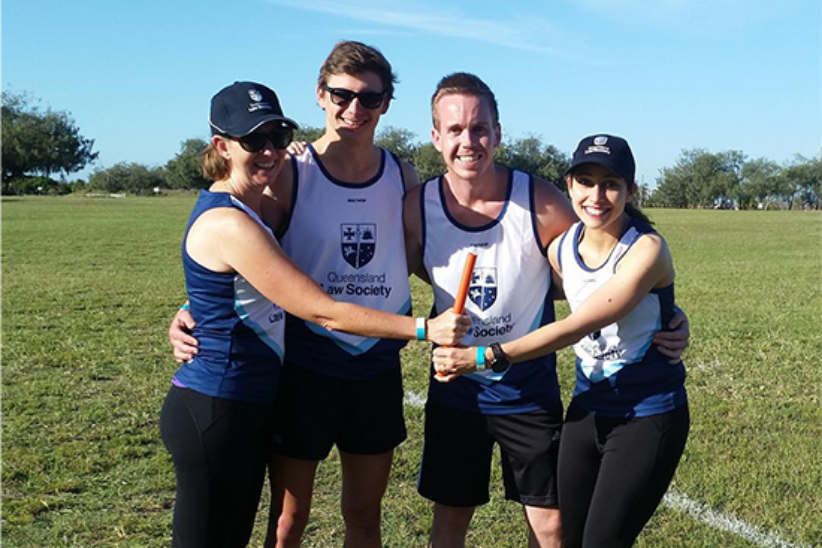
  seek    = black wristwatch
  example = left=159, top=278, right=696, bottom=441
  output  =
left=488, top=343, right=510, bottom=373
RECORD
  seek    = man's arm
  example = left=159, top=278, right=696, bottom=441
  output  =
left=402, top=183, right=430, bottom=283
left=532, top=177, right=578, bottom=251
left=400, top=159, right=421, bottom=193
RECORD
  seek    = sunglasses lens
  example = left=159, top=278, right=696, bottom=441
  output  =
left=329, top=88, right=356, bottom=106
left=238, top=133, right=267, bottom=152
left=270, top=129, right=293, bottom=149
left=358, top=92, right=384, bottom=109
left=238, top=128, right=293, bottom=152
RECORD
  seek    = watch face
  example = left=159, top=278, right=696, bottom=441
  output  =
left=490, top=343, right=509, bottom=373
left=491, top=360, right=509, bottom=373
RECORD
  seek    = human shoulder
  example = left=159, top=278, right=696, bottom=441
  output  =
left=530, top=175, right=578, bottom=249
left=531, top=175, right=570, bottom=208
left=620, top=228, right=674, bottom=286
left=399, top=159, right=421, bottom=192
left=195, top=202, right=259, bottom=234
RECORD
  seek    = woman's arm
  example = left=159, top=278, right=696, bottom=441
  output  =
left=192, top=207, right=470, bottom=344
left=433, top=234, right=673, bottom=378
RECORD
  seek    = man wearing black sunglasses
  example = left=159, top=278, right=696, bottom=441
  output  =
left=260, top=41, right=419, bottom=548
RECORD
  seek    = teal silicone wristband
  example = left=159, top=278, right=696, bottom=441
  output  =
left=416, top=317, right=426, bottom=341
left=180, top=303, right=190, bottom=311
left=476, top=346, right=486, bottom=371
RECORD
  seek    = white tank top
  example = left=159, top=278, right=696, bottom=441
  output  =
left=423, top=170, right=552, bottom=383
left=558, top=220, right=664, bottom=382
left=280, top=145, right=412, bottom=361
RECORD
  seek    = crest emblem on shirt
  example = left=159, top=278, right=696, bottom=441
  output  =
left=468, top=267, right=497, bottom=311
left=341, top=223, right=376, bottom=269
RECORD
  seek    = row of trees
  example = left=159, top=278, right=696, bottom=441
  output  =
left=650, top=149, right=821, bottom=210
left=2, top=92, right=820, bottom=208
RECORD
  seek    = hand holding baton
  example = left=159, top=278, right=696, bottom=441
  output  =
left=436, top=252, right=477, bottom=377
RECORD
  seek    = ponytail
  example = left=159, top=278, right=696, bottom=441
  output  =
left=625, top=201, right=654, bottom=226
left=201, top=143, right=230, bottom=182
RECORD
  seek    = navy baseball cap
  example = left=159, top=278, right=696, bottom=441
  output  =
left=209, top=81, right=298, bottom=137
left=566, top=134, right=636, bottom=183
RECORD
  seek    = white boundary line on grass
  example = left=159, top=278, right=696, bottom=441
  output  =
left=661, top=492, right=811, bottom=548
left=403, top=389, right=810, bottom=548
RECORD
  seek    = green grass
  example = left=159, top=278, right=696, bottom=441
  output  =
left=3, top=196, right=820, bottom=547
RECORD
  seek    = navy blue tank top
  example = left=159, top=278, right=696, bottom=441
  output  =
left=173, top=190, right=286, bottom=403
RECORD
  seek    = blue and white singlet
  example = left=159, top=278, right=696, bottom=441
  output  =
left=174, top=190, right=286, bottom=403
left=279, top=145, right=412, bottom=379
left=557, top=218, right=687, bottom=417
left=422, top=170, right=562, bottom=415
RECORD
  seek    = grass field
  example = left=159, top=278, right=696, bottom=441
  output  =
left=3, top=195, right=820, bottom=547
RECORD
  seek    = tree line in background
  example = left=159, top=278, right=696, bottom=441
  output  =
left=2, top=91, right=820, bottom=209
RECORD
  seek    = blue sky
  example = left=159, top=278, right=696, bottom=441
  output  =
left=4, top=0, right=820, bottom=186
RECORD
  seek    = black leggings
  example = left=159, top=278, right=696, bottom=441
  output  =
left=557, top=403, right=690, bottom=548
left=160, top=385, right=275, bottom=548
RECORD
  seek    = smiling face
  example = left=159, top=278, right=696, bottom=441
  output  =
left=431, top=93, right=501, bottom=183
left=567, top=163, right=636, bottom=233
left=317, top=71, right=389, bottom=142
left=213, top=121, right=288, bottom=188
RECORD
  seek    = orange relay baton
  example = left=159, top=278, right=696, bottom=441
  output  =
left=436, top=252, right=477, bottom=377
left=453, top=252, right=477, bottom=314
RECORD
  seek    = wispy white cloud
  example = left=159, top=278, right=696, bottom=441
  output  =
left=263, top=0, right=591, bottom=62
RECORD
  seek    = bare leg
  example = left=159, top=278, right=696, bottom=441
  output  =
left=265, top=453, right=319, bottom=548
left=429, top=503, right=475, bottom=548
left=523, top=505, right=563, bottom=548
left=339, top=450, right=394, bottom=548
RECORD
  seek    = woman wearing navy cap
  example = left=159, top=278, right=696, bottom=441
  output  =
left=160, top=81, right=469, bottom=548
left=433, top=134, right=689, bottom=548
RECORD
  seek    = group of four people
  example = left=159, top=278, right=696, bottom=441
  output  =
left=163, top=40, right=690, bottom=548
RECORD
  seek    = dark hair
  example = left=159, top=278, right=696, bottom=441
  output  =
left=431, top=72, right=499, bottom=128
left=318, top=41, right=397, bottom=99
left=626, top=200, right=654, bottom=226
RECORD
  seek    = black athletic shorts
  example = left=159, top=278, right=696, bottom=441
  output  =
left=271, top=362, right=407, bottom=460
left=417, top=401, right=562, bottom=508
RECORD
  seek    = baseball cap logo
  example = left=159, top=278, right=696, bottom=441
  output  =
left=248, top=89, right=263, bottom=102
left=594, top=136, right=608, bottom=146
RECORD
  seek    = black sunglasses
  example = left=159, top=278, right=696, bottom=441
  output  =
left=234, top=127, right=294, bottom=153
left=322, top=84, right=387, bottom=109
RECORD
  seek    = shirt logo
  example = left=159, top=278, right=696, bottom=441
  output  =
left=341, top=223, right=376, bottom=269
left=468, top=267, right=498, bottom=311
